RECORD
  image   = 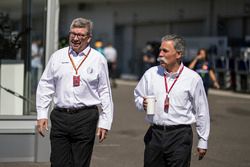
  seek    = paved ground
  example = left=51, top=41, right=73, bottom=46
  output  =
left=0, top=80, right=250, bottom=167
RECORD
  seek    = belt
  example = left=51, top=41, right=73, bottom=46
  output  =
left=152, top=124, right=190, bottom=131
left=54, top=105, right=97, bottom=114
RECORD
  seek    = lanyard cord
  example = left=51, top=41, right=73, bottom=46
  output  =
left=68, top=48, right=91, bottom=75
left=164, top=65, right=184, bottom=94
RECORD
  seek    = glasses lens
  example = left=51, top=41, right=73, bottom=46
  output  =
left=69, top=32, right=88, bottom=39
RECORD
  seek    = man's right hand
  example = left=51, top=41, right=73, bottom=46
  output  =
left=37, top=119, right=48, bottom=137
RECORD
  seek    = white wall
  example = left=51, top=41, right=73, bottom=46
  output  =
left=0, top=61, right=24, bottom=115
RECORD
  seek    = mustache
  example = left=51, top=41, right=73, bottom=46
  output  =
left=157, top=57, right=167, bottom=63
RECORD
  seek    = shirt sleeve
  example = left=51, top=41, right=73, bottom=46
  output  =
left=134, top=74, right=148, bottom=112
left=192, top=77, right=210, bottom=149
left=97, top=60, right=114, bottom=130
left=36, top=54, right=55, bottom=120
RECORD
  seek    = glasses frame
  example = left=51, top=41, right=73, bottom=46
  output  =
left=69, top=31, right=89, bottom=40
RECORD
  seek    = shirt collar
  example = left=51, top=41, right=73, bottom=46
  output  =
left=164, top=63, right=184, bottom=78
left=69, top=45, right=90, bottom=57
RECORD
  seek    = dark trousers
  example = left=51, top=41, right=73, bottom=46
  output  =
left=50, top=107, right=99, bottom=167
left=144, top=125, right=193, bottom=167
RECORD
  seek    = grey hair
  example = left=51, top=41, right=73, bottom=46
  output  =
left=161, top=34, right=185, bottom=56
left=70, top=18, right=93, bottom=35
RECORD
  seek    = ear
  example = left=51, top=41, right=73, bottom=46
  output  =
left=176, top=51, right=182, bottom=59
left=87, top=36, right=92, bottom=43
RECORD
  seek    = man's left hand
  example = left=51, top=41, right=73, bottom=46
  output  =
left=197, top=148, right=207, bottom=160
left=97, top=128, right=108, bottom=143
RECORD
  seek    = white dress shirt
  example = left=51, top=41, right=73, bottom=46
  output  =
left=134, top=63, right=210, bottom=149
left=36, top=45, right=113, bottom=130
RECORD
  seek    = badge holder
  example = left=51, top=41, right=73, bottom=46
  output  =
left=73, top=75, right=80, bottom=87
left=164, top=94, right=169, bottom=112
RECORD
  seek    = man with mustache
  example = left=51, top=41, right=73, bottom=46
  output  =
left=134, top=34, right=210, bottom=167
left=36, top=17, right=113, bottom=167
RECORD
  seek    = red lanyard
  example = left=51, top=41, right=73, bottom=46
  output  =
left=68, top=48, right=91, bottom=75
left=164, top=65, right=184, bottom=112
left=164, top=65, right=184, bottom=94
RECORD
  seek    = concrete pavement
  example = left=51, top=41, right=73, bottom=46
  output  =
left=0, top=79, right=250, bottom=167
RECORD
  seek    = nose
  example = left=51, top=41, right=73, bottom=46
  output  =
left=159, top=50, right=164, bottom=57
left=73, top=35, right=78, bottom=40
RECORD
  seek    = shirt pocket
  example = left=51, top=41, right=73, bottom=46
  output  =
left=83, top=67, right=99, bottom=88
left=170, top=89, right=189, bottom=109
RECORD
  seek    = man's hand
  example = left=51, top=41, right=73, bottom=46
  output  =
left=197, top=148, right=207, bottom=160
left=97, top=128, right=108, bottom=143
left=37, top=119, right=48, bottom=137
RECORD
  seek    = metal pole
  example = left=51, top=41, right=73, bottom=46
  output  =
left=45, top=0, right=59, bottom=64
left=22, top=0, right=32, bottom=115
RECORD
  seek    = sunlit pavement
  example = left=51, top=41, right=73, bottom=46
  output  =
left=1, top=79, right=250, bottom=167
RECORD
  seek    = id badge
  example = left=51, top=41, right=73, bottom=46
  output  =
left=73, top=75, right=80, bottom=87
left=164, top=94, right=169, bottom=112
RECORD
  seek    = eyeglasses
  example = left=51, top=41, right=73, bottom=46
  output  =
left=69, top=32, right=89, bottom=39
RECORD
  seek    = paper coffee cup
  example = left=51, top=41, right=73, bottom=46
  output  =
left=146, top=96, right=156, bottom=115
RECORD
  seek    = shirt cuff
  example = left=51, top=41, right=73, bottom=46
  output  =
left=136, top=97, right=144, bottom=112
left=98, top=120, right=111, bottom=130
left=197, top=138, right=208, bottom=149
left=37, top=110, right=48, bottom=120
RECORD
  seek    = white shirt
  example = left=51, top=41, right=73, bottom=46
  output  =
left=103, top=46, right=117, bottom=63
left=134, top=63, right=210, bottom=149
left=36, top=46, right=113, bottom=130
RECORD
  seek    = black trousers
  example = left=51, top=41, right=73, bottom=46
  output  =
left=144, top=125, right=193, bottom=167
left=50, top=107, right=99, bottom=167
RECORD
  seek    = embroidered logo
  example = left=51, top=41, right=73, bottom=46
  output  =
left=87, top=67, right=94, bottom=74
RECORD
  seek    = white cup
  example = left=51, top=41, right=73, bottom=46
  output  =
left=146, top=96, right=156, bottom=115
